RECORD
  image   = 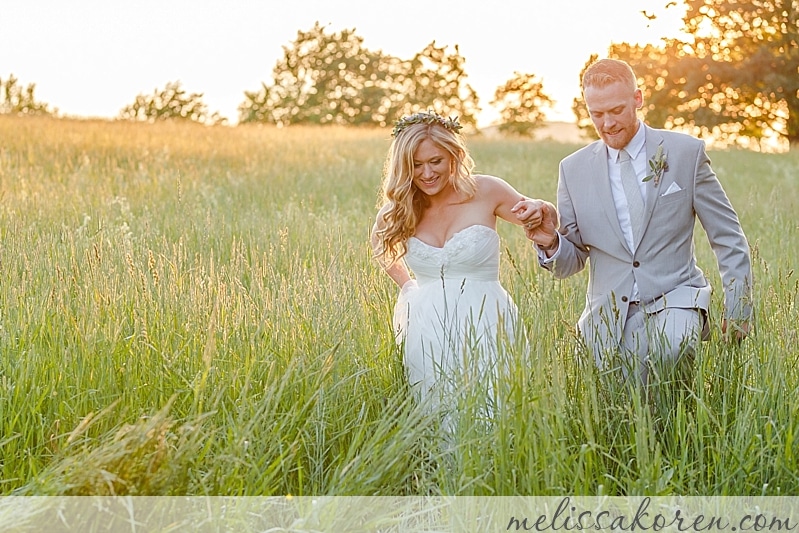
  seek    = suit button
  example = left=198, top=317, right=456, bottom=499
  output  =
left=633, top=261, right=640, bottom=267
left=621, top=296, right=629, bottom=302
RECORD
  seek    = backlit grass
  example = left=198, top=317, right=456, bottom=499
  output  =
left=0, top=115, right=797, bottom=496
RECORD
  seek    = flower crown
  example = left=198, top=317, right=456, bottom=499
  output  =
left=391, top=110, right=462, bottom=138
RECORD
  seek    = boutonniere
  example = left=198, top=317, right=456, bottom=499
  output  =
left=642, top=145, right=668, bottom=186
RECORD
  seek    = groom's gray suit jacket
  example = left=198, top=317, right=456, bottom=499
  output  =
left=542, top=124, right=753, bottom=357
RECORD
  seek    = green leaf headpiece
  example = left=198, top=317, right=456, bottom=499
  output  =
left=391, top=110, right=462, bottom=138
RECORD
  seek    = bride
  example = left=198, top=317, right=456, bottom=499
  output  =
left=371, top=110, right=546, bottom=417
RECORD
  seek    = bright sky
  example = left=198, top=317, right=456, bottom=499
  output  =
left=2, top=0, right=686, bottom=126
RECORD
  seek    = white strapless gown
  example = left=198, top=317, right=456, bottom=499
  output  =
left=393, top=225, right=518, bottom=413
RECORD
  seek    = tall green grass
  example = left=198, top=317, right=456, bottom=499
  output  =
left=0, top=115, right=797, bottom=496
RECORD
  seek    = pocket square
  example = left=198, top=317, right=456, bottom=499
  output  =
left=662, top=182, right=683, bottom=196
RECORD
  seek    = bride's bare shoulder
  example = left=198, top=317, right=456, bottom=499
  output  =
left=473, top=174, right=515, bottom=195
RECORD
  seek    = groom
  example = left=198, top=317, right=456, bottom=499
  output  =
left=514, top=58, right=753, bottom=385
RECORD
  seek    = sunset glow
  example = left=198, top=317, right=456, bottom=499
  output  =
left=3, top=0, right=687, bottom=126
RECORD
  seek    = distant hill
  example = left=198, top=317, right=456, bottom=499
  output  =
left=479, top=121, right=587, bottom=144
left=534, top=121, right=587, bottom=143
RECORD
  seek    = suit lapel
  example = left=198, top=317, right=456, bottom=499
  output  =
left=590, top=143, right=629, bottom=250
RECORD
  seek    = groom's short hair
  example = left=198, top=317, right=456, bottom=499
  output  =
left=582, top=59, right=638, bottom=92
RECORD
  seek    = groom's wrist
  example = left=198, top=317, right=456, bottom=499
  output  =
left=538, top=234, right=559, bottom=252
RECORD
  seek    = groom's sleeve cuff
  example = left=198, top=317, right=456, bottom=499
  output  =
left=536, top=234, right=560, bottom=263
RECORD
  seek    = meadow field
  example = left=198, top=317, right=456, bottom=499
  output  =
left=0, top=115, right=797, bottom=497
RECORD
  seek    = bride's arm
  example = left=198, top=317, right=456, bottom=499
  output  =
left=371, top=213, right=413, bottom=289
left=479, top=175, right=559, bottom=251
left=478, top=174, right=535, bottom=225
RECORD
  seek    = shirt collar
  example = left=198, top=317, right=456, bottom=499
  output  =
left=608, top=120, right=645, bottom=162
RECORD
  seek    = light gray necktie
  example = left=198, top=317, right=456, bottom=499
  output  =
left=619, top=149, right=644, bottom=243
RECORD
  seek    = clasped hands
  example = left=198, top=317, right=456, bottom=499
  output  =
left=511, top=198, right=559, bottom=251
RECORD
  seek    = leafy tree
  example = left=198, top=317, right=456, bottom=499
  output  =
left=491, top=71, right=554, bottom=136
left=119, top=81, right=225, bottom=125
left=677, top=0, right=799, bottom=148
left=238, top=24, right=480, bottom=129
left=392, top=41, right=480, bottom=129
left=239, top=23, right=389, bottom=126
left=1, top=74, right=52, bottom=115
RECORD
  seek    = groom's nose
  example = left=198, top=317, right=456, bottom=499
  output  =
left=602, top=115, right=617, bottom=130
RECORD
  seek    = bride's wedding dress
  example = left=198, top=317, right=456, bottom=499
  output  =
left=393, top=224, right=519, bottom=413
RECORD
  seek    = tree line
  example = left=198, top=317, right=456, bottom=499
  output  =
left=1, top=21, right=553, bottom=137
left=2, top=0, right=796, bottom=148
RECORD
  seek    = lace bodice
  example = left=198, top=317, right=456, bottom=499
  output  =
left=405, top=224, right=500, bottom=284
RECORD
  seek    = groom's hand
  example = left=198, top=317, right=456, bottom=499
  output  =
left=512, top=199, right=559, bottom=248
left=722, top=318, right=751, bottom=344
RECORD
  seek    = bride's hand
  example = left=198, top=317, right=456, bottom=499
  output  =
left=400, top=279, right=418, bottom=296
left=511, top=199, right=543, bottom=227
left=513, top=200, right=560, bottom=251
left=512, top=199, right=557, bottom=230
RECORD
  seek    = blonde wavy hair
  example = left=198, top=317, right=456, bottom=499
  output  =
left=373, top=120, right=476, bottom=266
